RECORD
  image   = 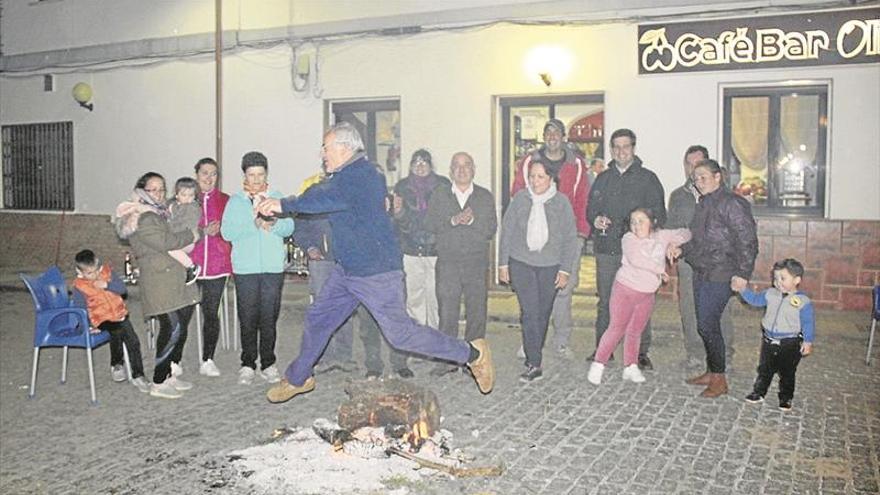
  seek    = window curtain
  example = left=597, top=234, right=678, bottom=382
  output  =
left=731, top=97, right=769, bottom=171
left=780, top=95, right=819, bottom=168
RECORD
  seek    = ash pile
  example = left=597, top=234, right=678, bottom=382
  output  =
left=225, top=379, right=502, bottom=494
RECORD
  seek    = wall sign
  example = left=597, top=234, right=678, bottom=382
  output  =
left=638, top=7, right=879, bottom=74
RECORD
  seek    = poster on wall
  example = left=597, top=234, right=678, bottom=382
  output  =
left=638, top=7, right=879, bottom=74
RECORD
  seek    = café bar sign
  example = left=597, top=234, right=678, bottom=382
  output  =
left=638, top=7, right=879, bottom=74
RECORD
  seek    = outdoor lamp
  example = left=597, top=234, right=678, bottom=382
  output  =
left=72, top=82, right=93, bottom=111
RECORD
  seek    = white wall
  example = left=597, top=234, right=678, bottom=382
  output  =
left=2, top=19, right=878, bottom=219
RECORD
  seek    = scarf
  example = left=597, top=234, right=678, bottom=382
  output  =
left=407, top=173, right=438, bottom=213
left=526, top=182, right=557, bottom=252
left=113, top=189, right=169, bottom=239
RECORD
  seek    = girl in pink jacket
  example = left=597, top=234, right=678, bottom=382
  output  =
left=589, top=207, right=690, bottom=385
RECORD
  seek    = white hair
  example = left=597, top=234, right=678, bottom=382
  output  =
left=327, top=122, right=365, bottom=152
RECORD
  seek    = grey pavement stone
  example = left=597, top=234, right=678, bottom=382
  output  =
left=2, top=278, right=879, bottom=494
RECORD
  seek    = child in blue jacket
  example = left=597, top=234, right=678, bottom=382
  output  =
left=735, top=258, right=815, bottom=411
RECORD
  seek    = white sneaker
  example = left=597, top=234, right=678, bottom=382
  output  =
left=167, top=375, right=193, bottom=391
left=150, top=380, right=183, bottom=399
left=111, top=364, right=127, bottom=382
left=199, top=359, right=221, bottom=377
left=260, top=365, right=281, bottom=384
left=130, top=376, right=151, bottom=393
left=622, top=364, right=646, bottom=383
left=238, top=366, right=255, bottom=385
left=170, top=362, right=184, bottom=377
left=588, top=362, right=605, bottom=385
left=516, top=345, right=526, bottom=359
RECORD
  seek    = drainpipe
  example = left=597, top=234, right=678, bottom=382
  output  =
left=215, top=0, right=223, bottom=189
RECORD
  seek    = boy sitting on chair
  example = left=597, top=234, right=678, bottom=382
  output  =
left=72, top=249, right=150, bottom=393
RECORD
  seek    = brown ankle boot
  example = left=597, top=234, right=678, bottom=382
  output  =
left=700, top=373, right=728, bottom=398
left=686, top=372, right=712, bottom=385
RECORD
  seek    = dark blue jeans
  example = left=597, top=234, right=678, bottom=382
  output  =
left=694, top=278, right=734, bottom=373
left=284, top=266, right=470, bottom=386
left=235, top=272, right=284, bottom=371
left=509, top=258, right=558, bottom=369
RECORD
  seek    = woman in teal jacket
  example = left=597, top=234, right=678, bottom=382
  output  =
left=221, top=151, right=294, bottom=386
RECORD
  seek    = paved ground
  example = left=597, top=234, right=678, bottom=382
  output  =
left=1, top=271, right=878, bottom=495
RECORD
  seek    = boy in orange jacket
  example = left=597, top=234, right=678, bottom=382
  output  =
left=72, top=249, right=150, bottom=393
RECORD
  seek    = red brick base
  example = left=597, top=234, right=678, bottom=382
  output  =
left=660, top=217, right=879, bottom=311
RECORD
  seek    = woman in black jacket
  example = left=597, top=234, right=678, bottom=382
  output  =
left=670, top=159, right=757, bottom=398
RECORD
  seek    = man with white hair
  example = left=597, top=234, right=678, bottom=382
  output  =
left=257, top=122, right=495, bottom=403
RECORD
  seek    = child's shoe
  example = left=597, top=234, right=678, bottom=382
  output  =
left=779, top=398, right=793, bottom=411
left=587, top=362, right=605, bottom=385
left=745, top=392, right=764, bottom=404
left=111, top=364, right=127, bottom=382
left=130, top=376, right=151, bottom=393
left=622, top=364, right=646, bottom=383
left=185, top=265, right=201, bottom=285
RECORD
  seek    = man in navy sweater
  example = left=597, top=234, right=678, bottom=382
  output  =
left=258, top=122, right=495, bottom=403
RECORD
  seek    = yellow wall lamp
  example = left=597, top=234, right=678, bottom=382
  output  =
left=72, top=82, right=94, bottom=111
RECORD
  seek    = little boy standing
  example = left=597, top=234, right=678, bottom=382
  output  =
left=72, top=249, right=151, bottom=393
left=734, top=258, right=815, bottom=411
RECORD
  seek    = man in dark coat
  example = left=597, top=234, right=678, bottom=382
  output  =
left=587, top=128, right=666, bottom=370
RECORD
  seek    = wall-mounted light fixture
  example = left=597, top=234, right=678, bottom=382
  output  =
left=524, top=45, right=573, bottom=89
left=539, top=73, right=552, bottom=87
left=72, top=82, right=93, bottom=111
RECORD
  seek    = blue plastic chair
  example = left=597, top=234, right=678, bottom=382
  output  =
left=21, top=266, right=112, bottom=405
left=867, top=285, right=880, bottom=365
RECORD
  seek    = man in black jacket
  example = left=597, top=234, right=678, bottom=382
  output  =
left=587, top=128, right=666, bottom=370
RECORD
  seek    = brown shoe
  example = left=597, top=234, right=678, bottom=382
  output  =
left=700, top=373, right=728, bottom=398
left=467, top=339, right=495, bottom=394
left=686, top=372, right=712, bottom=385
left=266, top=376, right=315, bottom=403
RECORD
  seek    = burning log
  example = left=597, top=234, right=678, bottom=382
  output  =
left=337, top=379, right=440, bottom=448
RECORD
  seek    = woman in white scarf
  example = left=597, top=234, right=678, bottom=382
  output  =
left=499, top=160, right=579, bottom=383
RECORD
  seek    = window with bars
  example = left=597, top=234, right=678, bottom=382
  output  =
left=2, top=122, right=74, bottom=211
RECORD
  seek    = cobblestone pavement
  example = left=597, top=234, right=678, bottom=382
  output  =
left=1, top=276, right=878, bottom=495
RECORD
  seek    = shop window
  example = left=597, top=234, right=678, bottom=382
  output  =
left=328, top=99, right=401, bottom=189
left=1, top=121, right=74, bottom=211
left=722, top=84, right=828, bottom=217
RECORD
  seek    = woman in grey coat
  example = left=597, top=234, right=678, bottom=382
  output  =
left=499, top=159, right=580, bottom=383
left=127, top=172, right=201, bottom=399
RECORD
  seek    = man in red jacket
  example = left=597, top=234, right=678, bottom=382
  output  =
left=510, top=118, right=590, bottom=357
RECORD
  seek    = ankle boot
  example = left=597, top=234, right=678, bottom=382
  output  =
left=686, top=371, right=712, bottom=385
left=700, top=373, right=728, bottom=398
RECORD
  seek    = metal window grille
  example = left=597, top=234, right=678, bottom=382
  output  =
left=2, top=121, right=74, bottom=210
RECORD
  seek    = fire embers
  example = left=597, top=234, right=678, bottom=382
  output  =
left=312, top=417, right=465, bottom=469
